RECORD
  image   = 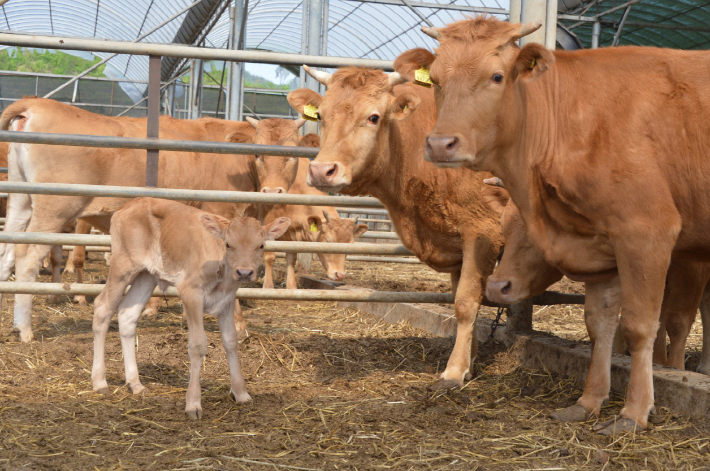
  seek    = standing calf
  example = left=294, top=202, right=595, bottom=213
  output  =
left=92, top=198, right=289, bottom=419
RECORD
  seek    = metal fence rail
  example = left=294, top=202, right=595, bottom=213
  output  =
left=0, top=181, right=384, bottom=208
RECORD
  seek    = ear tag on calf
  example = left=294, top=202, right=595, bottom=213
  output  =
left=303, top=104, right=319, bottom=122
left=529, top=58, right=536, bottom=70
left=414, top=67, right=433, bottom=88
left=310, top=222, right=318, bottom=232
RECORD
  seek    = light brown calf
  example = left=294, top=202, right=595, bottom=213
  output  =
left=92, top=197, right=289, bottom=419
left=263, top=135, right=368, bottom=289
left=0, top=98, right=303, bottom=342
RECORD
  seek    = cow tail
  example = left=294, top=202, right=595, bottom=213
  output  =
left=0, top=100, right=31, bottom=131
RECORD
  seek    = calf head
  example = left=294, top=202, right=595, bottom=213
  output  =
left=287, top=66, right=420, bottom=194
left=244, top=117, right=306, bottom=194
left=200, top=213, right=291, bottom=282
left=482, top=178, right=562, bottom=303
left=394, top=17, right=554, bottom=173
left=308, top=210, right=368, bottom=282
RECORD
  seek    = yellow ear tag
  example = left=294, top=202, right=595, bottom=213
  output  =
left=302, top=104, right=319, bottom=122
left=414, top=67, right=433, bottom=88
left=310, top=222, right=318, bottom=232
left=530, top=58, right=536, bottom=69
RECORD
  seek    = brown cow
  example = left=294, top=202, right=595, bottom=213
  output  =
left=0, top=98, right=304, bottom=342
left=91, top=197, right=289, bottom=418
left=396, top=16, right=710, bottom=432
left=290, top=66, right=507, bottom=388
left=263, top=134, right=368, bottom=289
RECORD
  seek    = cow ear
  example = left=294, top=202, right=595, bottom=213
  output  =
left=512, top=43, right=555, bottom=82
left=288, top=89, right=323, bottom=114
left=226, top=126, right=254, bottom=143
left=299, top=133, right=320, bottom=147
left=391, top=93, right=421, bottom=121
left=481, top=184, right=510, bottom=219
left=394, top=48, right=436, bottom=81
left=264, top=217, right=291, bottom=240
left=353, top=223, right=369, bottom=238
left=200, top=213, right=230, bottom=240
left=307, top=215, right=323, bottom=232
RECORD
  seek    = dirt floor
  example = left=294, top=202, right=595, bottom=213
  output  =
left=0, top=254, right=708, bottom=470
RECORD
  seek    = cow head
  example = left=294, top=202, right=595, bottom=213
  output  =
left=481, top=178, right=562, bottom=303
left=287, top=66, right=421, bottom=194
left=308, top=210, right=369, bottom=282
left=200, top=213, right=290, bottom=282
left=394, top=17, right=554, bottom=172
left=243, top=117, right=306, bottom=194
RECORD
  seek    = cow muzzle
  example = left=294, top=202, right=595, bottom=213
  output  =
left=261, top=187, right=285, bottom=194
left=328, top=270, right=346, bottom=282
left=307, top=161, right=349, bottom=191
left=485, top=276, right=523, bottom=304
left=236, top=269, right=256, bottom=282
left=424, top=134, right=466, bottom=168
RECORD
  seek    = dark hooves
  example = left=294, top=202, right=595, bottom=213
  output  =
left=593, top=417, right=643, bottom=436
left=550, top=404, right=591, bottom=423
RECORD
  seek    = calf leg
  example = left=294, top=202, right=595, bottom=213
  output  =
left=698, top=289, right=710, bottom=375
left=218, top=299, right=251, bottom=403
left=552, top=276, right=621, bottom=423
left=262, top=251, right=276, bottom=289
left=141, top=297, right=161, bottom=318
left=117, top=272, right=158, bottom=394
left=92, top=262, right=139, bottom=394
left=233, top=300, right=247, bottom=335
left=0, top=192, right=33, bottom=310
left=181, top=290, right=208, bottom=419
left=46, top=245, right=64, bottom=304
left=71, top=220, right=92, bottom=305
left=285, top=252, right=298, bottom=290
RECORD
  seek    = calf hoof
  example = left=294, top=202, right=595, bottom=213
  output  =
left=47, top=295, right=61, bottom=304
left=235, top=320, right=248, bottom=334
left=186, top=406, right=203, bottom=420
left=14, top=327, right=34, bottom=343
left=63, top=266, right=75, bottom=275
left=697, top=363, right=710, bottom=376
left=230, top=390, right=252, bottom=403
left=94, top=386, right=111, bottom=395
left=593, top=417, right=644, bottom=436
left=428, top=379, right=462, bottom=391
left=73, top=295, right=87, bottom=306
left=141, top=307, right=158, bottom=319
left=130, top=383, right=146, bottom=395
left=550, top=404, right=591, bottom=423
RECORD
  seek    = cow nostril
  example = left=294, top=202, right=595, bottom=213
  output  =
left=237, top=269, right=254, bottom=278
left=446, top=137, right=459, bottom=151
left=325, top=165, right=336, bottom=177
left=501, top=281, right=512, bottom=294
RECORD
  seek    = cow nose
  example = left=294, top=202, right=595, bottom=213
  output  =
left=426, top=135, right=460, bottom=162
left=308, top=162, right=338, bottom=186
left=486, top=278, right=512, bottom=302
left=261, top=187, right=285, bottom=194
left=331, top=271, right=345, bottom=282
left=236, top=269, right=254, bottom=280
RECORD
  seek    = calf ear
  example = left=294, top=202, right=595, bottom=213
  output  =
left=391, top=93, right=421, bottom=121
left=307, top=215, right=323, bottom=232
left=226, top=127, right=254, bottom=143
left=512, top=43, right=555, bottom=82
left=288, top=89, right=324, bottom=114
left=394, top=48, right=436, bottom=81
left=264, top=217, right=291, bottom=240
left=481, top=185, right=510, bottom=219
left=353, top=223, right=369, bottom=238
left=200, top=213, right=230, bottom=240
left=299, top=133, right=320, bottom=147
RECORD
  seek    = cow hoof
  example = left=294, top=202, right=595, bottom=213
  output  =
left=550, top=404, right=591, bottom=423
left=428, top=379, right=461, bottom=391
left=15, top=328, right=34, bottom=343
left=230, top=390, right=252, bottom=403
left=593, top=417, right=644, bottom=436
left=141, top=308, right=158, bottom=319
left=697, top=363, right=710, bottom=376
left=73, top=295, right=87, bottom=306
left=186, top=407, right=203, bottom=420
left=94, top=386, right=110, bottom=395
left=130, top=384, right=146, bottom=395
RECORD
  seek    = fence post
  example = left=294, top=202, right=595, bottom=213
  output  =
left=145, top=55, right=161, bottom=188
left=506, top=299, right=534, bottom=334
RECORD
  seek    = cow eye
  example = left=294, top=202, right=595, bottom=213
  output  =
left=226, top=243, right=230, bottom=249
left=259, top=244, right=264, bottom=249
left=367, top=114, right=379, bottom=125
left=492, top=73, right=503, bottom=84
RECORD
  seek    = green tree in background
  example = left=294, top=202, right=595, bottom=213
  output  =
left=0, top=49, right=106, bottom=77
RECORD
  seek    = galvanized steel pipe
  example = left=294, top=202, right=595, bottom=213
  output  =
left=0, top=282, right=453, bottom=303
left=0, top=182, right=384, bottom=208
left=0, top=32, right=394, bottom=70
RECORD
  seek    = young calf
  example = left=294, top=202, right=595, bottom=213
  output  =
left=92, top=197, right=289, bottom=419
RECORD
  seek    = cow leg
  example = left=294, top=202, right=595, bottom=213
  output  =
left=218, top=298, right=251, bottom=403
left=285, top=252, right=298, bottom=290
left=233, top=300, right=247, bottom=335
left=0, top=192, right=33, bottom=313
left=552, top=276, right=621, bottom=423
left=63, top=249, right=76, bottom=274
left=46, top=245, right=64, bottom=304
left=182, top=289, right=208, bottom=419
left=698, top=289, right=710, bottom=375
left=92, top=261, right=139, bottom=394
left=117, top=272, right=157, bottom=394
left=439, top=241, right=485, bottom=387
left=262, top=251, right=276, bottom=289
left=142, top=297, right=161, bottom=318
left=71, top=220, right=92, bottom=305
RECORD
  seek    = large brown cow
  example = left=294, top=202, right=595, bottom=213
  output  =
left=290, top=66, right=508, bottom=388
left=0, top=98, right=304, bottom=342
left=395, top=16, right=710, bottom=432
